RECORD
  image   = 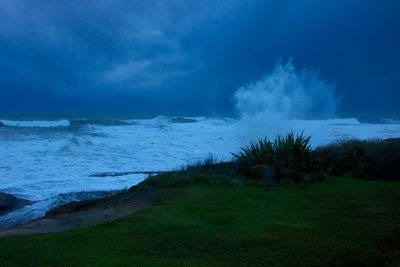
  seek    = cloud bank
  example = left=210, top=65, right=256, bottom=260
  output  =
left=0, top=0, right=399, bottom=115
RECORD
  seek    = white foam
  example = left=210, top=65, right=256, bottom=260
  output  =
left=0, top=119, right=70, bottom=127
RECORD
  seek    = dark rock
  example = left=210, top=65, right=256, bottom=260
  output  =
left=90, top=171, right=169, bottom=177
left=0, top=193, right=17, bottom=211
left=0, top=193, right=33, bottom=216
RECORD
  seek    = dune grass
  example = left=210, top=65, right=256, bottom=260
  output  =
left=0, top=174, right=399, bottom=266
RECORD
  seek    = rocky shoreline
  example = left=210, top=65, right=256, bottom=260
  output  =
left=0, top=187, right=172, bottom=237
left=0, top=193, right=34, bottom=217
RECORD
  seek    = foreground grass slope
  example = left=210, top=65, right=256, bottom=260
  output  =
left=0, top=175, right=399, bottom=266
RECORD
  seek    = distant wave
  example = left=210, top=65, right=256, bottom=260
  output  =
left=171, top=117, right=199, bottom=124
left=69, top=119, right=133, bottom=127
left=0, top=118, right=136, bottom=129
left=122, top=116, right=204, bottom=126
left=0, top=119, right=70, bottom=128
left=323, top=118, right=361, bottom=125
left=290, top=118, right=360, bottom=125
left=0, top=116, right=205, bottom=129
left=381, top=118, right=400, bottom=124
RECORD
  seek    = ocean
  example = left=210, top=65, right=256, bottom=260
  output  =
left=1, top=115, right=400, bottom=227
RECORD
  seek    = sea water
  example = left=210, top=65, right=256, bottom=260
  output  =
left=1, top=115, right=400, bottom=227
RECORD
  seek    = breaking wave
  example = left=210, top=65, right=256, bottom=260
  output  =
left=0, top=119, right=70, bottom=128
left=69, top=119, right=132, bottom=127
left=235, top=60, right=338, bottom=120
left=234, top=60, right=340, bottom=140
left=0, top=119, right=136, bottom=129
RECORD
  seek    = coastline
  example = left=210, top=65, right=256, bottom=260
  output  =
left=0, top=187, right=171, bottom=237
left=1, top=175, right=399, bottom=266
left=2, top=137, right=400, bottom=237
left=0, top=193, right=34, bottom=217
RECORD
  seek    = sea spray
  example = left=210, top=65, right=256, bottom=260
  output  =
left=234, top=60, right=339, bottom=142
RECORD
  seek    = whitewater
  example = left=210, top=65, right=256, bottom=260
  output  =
left=1, top=115, right=400, bottom=227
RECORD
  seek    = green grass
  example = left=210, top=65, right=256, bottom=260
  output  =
left=0, top=175, right=400, bottom=266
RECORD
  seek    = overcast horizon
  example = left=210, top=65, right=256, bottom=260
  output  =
left=1, top=0, right=399, bottom=116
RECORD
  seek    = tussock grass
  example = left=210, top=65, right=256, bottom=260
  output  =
left=233, top=132, right=317, bottom=183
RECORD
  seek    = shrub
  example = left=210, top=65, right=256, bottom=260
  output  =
left=368, top=139, right=400, bottom=180
left=315, top=140, right=371, bottom=177
left=315, top=138, right=400, bottom=181
left=273, top=132, right=315, bottom=171
left=233, top=132, right=316, bottom=183
left=233, top=139, right=275, bottom=166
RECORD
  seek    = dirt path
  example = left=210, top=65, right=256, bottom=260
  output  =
left=0, top=188, right=170, bottom=237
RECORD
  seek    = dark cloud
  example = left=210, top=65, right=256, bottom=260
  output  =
left=0, top=0, right=399, bottom=115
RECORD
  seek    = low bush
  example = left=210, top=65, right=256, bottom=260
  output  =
left=315, top=140, right=371, bottom=177
left=369, top=139, right=400, bottom=180
left=154, top=135, right=400, bottom=186
left=315, top=138, right=400, bottom=180
left=233, top=132, right=317, bottom=183
left=274, top=132, right=315, bottom=171
left=234, top=133, right=400, bottom=182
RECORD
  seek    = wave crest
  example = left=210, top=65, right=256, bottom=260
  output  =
left=0, top=119, right=70, bottom=128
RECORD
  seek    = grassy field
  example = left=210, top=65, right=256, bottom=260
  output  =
left=0, top=175, right=399, bottom=266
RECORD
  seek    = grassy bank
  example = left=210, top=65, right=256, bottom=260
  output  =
left=0, top=173, right=399, bottom=266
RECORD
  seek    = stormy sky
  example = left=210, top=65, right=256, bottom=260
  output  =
left=0, top=0, right=399, bottom=116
